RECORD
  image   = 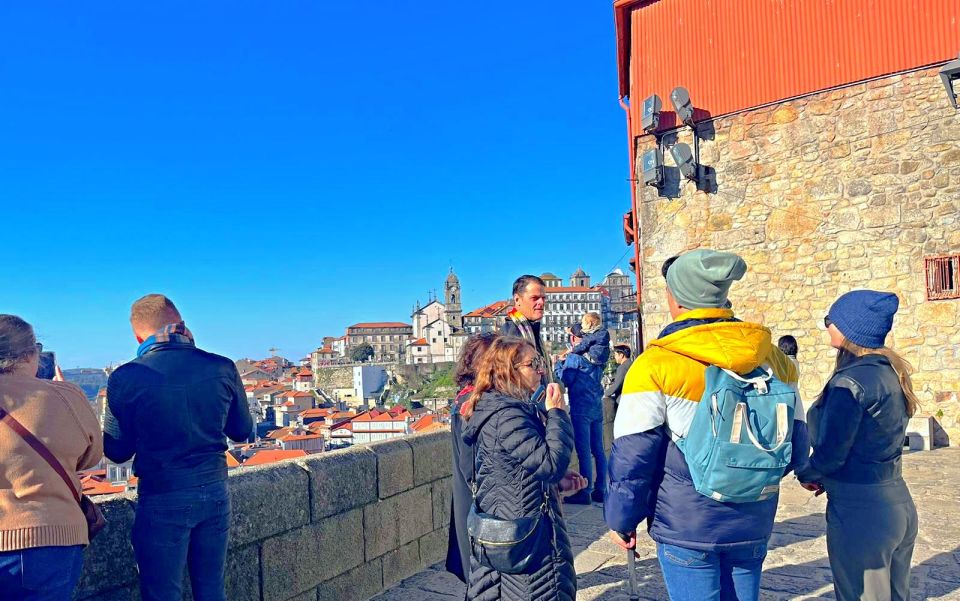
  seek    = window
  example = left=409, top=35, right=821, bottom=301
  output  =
left=926, top=255, right=960, bottom=300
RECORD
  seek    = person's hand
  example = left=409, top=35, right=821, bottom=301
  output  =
left=559, top=471, right=588, bottom=495
left=800, top=482, right=825, bottom=496
left=545, top=383, right=565, bottom=411
left=609, top=530, right=639, bottom=556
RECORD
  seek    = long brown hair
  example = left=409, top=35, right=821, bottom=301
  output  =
left=454, top=333, right=499, bottom=389
left=461, top=336, right=537, bottom=420
left=824, top=339, right=920, bottom=417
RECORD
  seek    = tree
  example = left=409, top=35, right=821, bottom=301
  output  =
left=350, top=343, right=375, bottom=363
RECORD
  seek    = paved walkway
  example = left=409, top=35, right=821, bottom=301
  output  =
left=372, top=448, right=960, bottom=600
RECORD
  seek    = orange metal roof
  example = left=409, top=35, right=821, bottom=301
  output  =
left=616, top=0, right=959, bottom=127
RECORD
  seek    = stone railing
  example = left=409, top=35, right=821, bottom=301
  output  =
left=75, top=431, right=453, bottom=601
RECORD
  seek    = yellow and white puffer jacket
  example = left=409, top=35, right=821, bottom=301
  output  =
left=604, top=308, right=809, bottom=551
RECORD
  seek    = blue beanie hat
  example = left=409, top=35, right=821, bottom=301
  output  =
left=827, top=290, right=899, bottom=349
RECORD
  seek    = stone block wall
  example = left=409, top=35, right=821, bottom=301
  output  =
left=634, top=66, right=960, bottom=442
left=74, top=431, right=453, bottom=601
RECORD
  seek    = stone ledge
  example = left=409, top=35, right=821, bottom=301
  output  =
left=75, top=493, right=138, bottom=600
left=260, top=509, right=363, bottom=601
left=230, top=461, right=311, bottom=548
left=297, top=446, right=378, bottom=521
left=368, top=438, right=414, bottom=499
left=408, top=431, right=452, bottom=485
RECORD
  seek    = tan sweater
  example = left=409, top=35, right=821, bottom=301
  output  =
left=0, top=375, right=103, bottom=551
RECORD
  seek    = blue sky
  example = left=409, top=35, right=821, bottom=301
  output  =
left=1, top=1, right=630, bottom=368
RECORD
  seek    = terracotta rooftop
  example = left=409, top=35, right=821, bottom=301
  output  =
left=243, top=449, right=308, bottom=466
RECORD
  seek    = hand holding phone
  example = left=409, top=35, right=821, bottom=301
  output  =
left=545, top=383, right=564, bottom=411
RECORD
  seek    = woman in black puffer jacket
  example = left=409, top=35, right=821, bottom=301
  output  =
left=459, top=336, right=577, bottom=601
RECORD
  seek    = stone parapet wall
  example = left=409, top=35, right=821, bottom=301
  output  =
left=635, top=66, right=960, bottom=442
left=75, top=431, right=453, bottom=601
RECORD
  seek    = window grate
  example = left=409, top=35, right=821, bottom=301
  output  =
left=925, top=255, right=960, bottom=301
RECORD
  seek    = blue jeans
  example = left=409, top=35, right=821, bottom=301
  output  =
left=0, top=545, right=85, bottom=600
left=657, top=542, right=767, bottom=601
left=132, top=481, right=231, bottom=601
left=571, top=413, right=606, bottom=494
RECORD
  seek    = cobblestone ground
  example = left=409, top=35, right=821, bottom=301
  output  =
left=371, top=448, right=960, bottom=600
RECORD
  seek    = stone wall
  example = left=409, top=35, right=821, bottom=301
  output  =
left=74, top=432, right=453, bottom=601
left=635, top=66, right=960, bottom=442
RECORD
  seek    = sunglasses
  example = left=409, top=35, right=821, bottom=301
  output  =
left=515, top=356, right=545, bottom=373
left=823, top=316, right=833, bottom=329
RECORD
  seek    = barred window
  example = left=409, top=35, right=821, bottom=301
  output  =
left=926, top=255, right=960, bottom=301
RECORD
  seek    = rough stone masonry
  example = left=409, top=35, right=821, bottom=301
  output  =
left=635, top=66, right=960, bottom=443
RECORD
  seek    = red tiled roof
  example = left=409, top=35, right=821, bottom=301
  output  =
left=465, top=300, right=511, bottom=318
left=348, top=322, right=412, bottom=329
left=226, top=452, right=241, bottom=468
left=244, top=449, right=308, bottom=466
left=281, top=433, right=323, bottom=442
left=283, top=391, right=314, bottom=398
left=415, top=422, right=448, bottom=434
left=409, top=338, right=429, bottom=346
left=300, top=408, right=332, bottom=418
left=411, top=414, right=436, bottom=432
left=266, top=427, right=294, bottom=440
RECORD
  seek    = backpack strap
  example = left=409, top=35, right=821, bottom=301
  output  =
left=0, top=407, right=83, bottom=505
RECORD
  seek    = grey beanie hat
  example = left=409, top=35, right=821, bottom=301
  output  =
left=666, top=249, right=747, bottom=309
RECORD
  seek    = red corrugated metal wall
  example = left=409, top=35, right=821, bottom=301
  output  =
left=629, top=0, right=959, bottom=130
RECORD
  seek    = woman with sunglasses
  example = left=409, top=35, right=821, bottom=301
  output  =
left=459, top=336, right=577, bottom=601
left=0, top=315, right=103, bottom=600
left=797, top=291, right=919, bottom=601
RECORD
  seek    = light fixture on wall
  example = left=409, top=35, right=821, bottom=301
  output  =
left=670, top=143, right=698, bottom=181
left=641, top=148, right=664, bottom=188
left=641, top=94, right=663, bottom=133
left=670, top=86, right=695, bottom=127
left=941, top=54, right=960, bottom=109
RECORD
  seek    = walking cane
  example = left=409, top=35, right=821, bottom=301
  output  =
left=619, top=533, right=639, bottom=600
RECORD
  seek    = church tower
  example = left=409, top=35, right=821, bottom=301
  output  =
left=445, top=268, right=463, bottom=330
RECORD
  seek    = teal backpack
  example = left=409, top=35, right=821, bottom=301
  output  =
left=676, top=365, right=796, bottom=503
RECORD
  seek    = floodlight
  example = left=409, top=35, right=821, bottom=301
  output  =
left=670, top=143, right=697, bottom=180
left=641, top=148, right=664, bottom=188
left=670, top=86, right=695, bottom=126
left=941, top=54, right=960, bottom=109
left=641, top=94, right=663, bottom=133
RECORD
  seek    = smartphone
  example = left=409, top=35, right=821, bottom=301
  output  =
left=36, top=351, right=56, bottom=380
left=530, top=383, right=547, bottom=412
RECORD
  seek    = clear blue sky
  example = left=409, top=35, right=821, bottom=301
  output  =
left=1, top=1, right=631, bottom=368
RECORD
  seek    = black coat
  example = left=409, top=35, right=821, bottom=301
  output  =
left=460, top=391, right=576, bottom=601
left=446, top=391, right=475, bottom=583
left=798, top=354, right=910, bottom=484
left=103, top=341, right=253, bottom=495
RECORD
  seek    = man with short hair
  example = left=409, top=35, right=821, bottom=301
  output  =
left=502, top=275, right=553, bottom=384
left=104, top=294, right=253, bottom=601
left=605, top=250, right=808, bottom=601
left=603, top=344, right=633, bottom=412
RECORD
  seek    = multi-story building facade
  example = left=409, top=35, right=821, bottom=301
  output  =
left=541, top=285, right=608, bottom=351
left=345, top=322, right=412, bottom=362
left=598, top=268, right=639, bottom=348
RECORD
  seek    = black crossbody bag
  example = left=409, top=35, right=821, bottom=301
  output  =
left=465, top=407, right=555, bottom=575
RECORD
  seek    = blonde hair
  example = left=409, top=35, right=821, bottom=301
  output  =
left=130, top=294, right=182, bottom=331
left=462, top=337, right=537, bottom=420
left=581, top=312, right=602, bottom=333
left=826, top=338, right=920, bottom=418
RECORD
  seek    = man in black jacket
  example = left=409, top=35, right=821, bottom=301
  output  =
left=104, top=294, right=252, bottom=601
left=501, top=275, right=553, bottom=384
left=603, top=344, right=633, bottom=413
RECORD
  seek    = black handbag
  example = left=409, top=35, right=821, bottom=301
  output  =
left=465, top=412, right=554, bottom=575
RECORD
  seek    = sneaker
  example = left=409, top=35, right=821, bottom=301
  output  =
left=563, top=490, right=591, bottom=505
left=591, top=489, right=604, bottom=504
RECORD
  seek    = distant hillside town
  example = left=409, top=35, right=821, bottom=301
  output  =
left=75, top=267, right=637, bottom=496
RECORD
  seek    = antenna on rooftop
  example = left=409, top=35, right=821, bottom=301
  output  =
left=268, top=347, right=280, bottom=356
